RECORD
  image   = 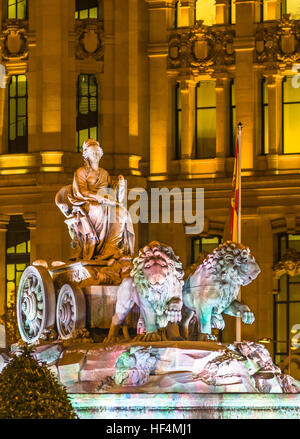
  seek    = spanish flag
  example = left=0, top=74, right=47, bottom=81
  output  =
left=230, top=131, right=241, bottom=242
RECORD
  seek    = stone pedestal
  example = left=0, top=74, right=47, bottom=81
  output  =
left=83, top=286, right=119, bottom=329
left=83, top=285, right=139, bottom=329
left=69, top=393, right=300, bottom=419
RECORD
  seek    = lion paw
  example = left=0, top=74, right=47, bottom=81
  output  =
left=197, top=333, right=217, bottom=342
left=241, top=310, right=255, bottom=325
left=103, top=336, right=123, bottom=344
left=167, top=309, right=182, bottom=323
left=134, top=330, right=165, bottom=342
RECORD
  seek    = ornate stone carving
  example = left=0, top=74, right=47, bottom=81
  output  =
left=255, top=15, right=300, bottom=68
left=75, top=19, right=104, bottom=61
left=182, top=241, right=261, bottom=341
left=273, top=248, right=300, bottom=278
left=56, top=284, right=86, bottom=339
left=2, top=341, right=300, bottom=394
left=49, top=259, right=132, bottom=289
left=105, top=241, right=184, bottom=343
left=16, top=265, right=56, bottom=344
left=113, top=346, right=158, bottom=386
left=168, top=21, right=235, bottom=75
left=0, top=20, right=28, bottom=61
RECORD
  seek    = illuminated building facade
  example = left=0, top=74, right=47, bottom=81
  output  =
left=0, top=0, right=300, bottom=377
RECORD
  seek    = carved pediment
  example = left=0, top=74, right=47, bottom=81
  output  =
left=255, top=15, right=300, bottom=69
left=168, top=21, right=235, bottom=75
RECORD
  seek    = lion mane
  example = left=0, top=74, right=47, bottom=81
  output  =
left=184, top=241, right=259, bottom=318
left=191, top=242, right=255, bottom=281
left=131, top=241, right=184, bottom=328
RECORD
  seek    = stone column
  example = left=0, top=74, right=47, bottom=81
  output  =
left=23, top=213, right=37, bottom=263
left=180, top=78, right=196, bottom=158
left=28, top=0, right=76, bottom=153
left=112, top=0, right=130, bottom=171
left=216, top=0, right=230, bottom=24
left=0, top=214, right=9, bottom=347
left=179, top=0, right=195, bottom=27
left=234, top=0, right=260, bottom=171
left=103, top=0, right=148, bottom=175
left=146, top=0, right=177, bottom=180
left=264, top=0, right=281, bottom=20
left=215, top=77, right=230, bottom=172
left=102, top=0, right=114, bottom=157
left=267, top=74, right=283, bottom=156
left=235, top=0, right=260, bottom=35
left=0, top=215, right=9, bottom=319
left=178, top=78, right=196, bottom=177
left=0, top=75, right=9, bottom=155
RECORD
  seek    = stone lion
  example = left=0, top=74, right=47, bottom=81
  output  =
left=182, top=241, right=261, bottom=341
left=105, top=241, right=184, bottom=343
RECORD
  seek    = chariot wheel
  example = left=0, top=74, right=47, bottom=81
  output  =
left=17, top=265, right=56, bottom=344
left=56, top=284, right=86, bottom=339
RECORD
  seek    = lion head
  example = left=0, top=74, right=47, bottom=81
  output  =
left=131, top=241, right=184, bottom=328
left=131, top=241, right=184, bottom=290
left=200, top=241, right=261, bottom=287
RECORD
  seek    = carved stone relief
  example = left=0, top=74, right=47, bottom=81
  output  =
left=0, top=20, right=28, bottom=61
left=168, top=21, right=235, bottom=75
left=76, top=19, right=104, bottom=61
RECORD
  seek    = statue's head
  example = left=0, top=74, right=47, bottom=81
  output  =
left=82, top=139, right=104, bottom=166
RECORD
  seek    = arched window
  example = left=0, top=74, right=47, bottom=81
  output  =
left=7, top=0, right=27, bottom=19
left=195, top=0, right=216, bottom=26
left=76, top=74, right=98, bottom=152
left=75, top=0, right=100, bottom=19
left=195, top=81, right=216, bottom=158
left=282, top=76, right=300, bottom=154
left=8, top=74, right=28, bottom=154
left=6, top=215, right=30, bottom=345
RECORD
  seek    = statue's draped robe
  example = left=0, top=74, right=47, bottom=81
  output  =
left=68, top=165, right=135, bottom=260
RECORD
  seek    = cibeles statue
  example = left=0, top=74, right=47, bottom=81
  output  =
left=55, top=139, right=135, bottom=262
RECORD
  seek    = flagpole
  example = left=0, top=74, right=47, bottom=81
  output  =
left=236, top=122, right=243, bottom=342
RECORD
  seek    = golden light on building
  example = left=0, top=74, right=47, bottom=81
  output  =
left=0, top=0, right=298, bottom=382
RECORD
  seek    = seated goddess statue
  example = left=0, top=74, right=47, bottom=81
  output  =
left=55, top=139, right=135, bottom=261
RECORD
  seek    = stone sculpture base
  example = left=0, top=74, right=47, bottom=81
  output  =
left=5, top=339, right=299, bottom=393
left=2, top=339, right=300, bottom=419
left=69, top=393, right=300, bottom=419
